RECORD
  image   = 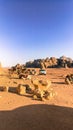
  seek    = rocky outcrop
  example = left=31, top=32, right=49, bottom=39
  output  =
left=65, top=74, right=73, bottom=84
left=58, top=56, right=73, bottom=68
left=9, top=56, right=73, bottom=69
left=31, top=79, right=53, bottom=101
left=25, top=56, right=73, bottom=68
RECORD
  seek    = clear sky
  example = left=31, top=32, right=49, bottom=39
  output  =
left=0, top=0, right=73, bottom=67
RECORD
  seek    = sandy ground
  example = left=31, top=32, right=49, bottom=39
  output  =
left=0, top=68, right=73, bottom=130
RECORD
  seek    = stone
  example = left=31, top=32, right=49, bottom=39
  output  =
left=17, top=84, right=26, bottom=95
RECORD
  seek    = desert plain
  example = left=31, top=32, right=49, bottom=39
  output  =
left=0, top=67, right=73, bottom=130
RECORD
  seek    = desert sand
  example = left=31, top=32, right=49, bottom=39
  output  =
left=0, top=68, right=73, bottom=130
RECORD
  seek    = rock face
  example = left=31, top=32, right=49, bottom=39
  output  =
left=25, top=56, right=73, bottom=68
left=58, top=56, right=73, bottom=68
left=9, top=56, right=73, bottom=70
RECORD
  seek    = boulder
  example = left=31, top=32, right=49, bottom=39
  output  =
left=17, top=84, right=26, bottom=95
left=65, top=74, right=73, bottom=84
left=31, top=79, right=52, bottom=101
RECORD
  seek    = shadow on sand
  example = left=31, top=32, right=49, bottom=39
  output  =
left=0, top=104, right=73, bottom=130
left=52, top=81, right=65, bottom=84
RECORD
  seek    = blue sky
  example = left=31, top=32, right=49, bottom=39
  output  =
left=0, top=0, right=73, bottom=67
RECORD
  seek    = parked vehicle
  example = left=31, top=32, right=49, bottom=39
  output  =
left=39, top=69, right=46, bottom=75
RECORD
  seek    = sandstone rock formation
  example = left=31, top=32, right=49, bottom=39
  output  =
left=25, top=56, right=73, bottom=68
left=17, top=84, right=26, bottom=95
left=65, top=74, right=73, bottom=84
left=31, top=79, right=53, bottom=101
left=9, top=56, right=73, bottom=70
